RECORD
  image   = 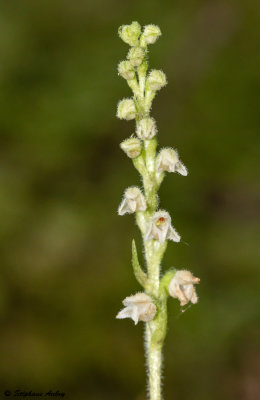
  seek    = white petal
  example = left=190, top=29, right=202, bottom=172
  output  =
left=118, top=198, right=136, bottom=215
left=176, top=161, right=188, bottom=176
left=191, top=291, right=198, bottom=304
left=156, top=226, right=168, bottom=243
left=128, top=199, right=137, bottom=213
left=165, top=159, right=176, bottom=173
left=116, top=307, right=132, bottom=320
left=131, top=306, right=139, bottom=325
left=118, top=198, right=129, bottom=215
left=183, top=284, right=194, bottom=301
left=145, top=223, right=153, bottom=241
left=167, top=226, right=181, bottom=242
left=136, top=196, right=147, bottom=211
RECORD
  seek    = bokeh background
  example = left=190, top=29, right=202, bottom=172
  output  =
left=0, top=0, right=259, bottom=399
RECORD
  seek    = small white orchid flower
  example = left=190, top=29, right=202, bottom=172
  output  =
left=118, top=21, right=141, bottom=47
left=118, top=61, right=135, bottom=80
left=120, top=137, right=142, bottom=158
left=156, top=148, right=188, bottom=176
left=145, top=210, right=180, bottom=243
left=137, top=117, right=157, bottom=140
left=147, top=70, right=167, bottom=91
left=118, top=187, right=147, bottom=215
left=142, top=24, right=161, bottom=45
left=127, top=46, right=145, bottom=67
left=116, top=292, right=157, bottom=325
left=169, top=270, right=200, bottom=306
left=117, top=98, right=136, bottom=120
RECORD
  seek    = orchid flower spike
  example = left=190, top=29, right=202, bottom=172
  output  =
left=116, top=293, right=157, bottom=325
left=169, top=270, right=200, bottom=306
left=145, top=210, right=180, bottom=243
left=156, top=148, right=188, bottom=176
left=118, top=187, right=147, bottom=215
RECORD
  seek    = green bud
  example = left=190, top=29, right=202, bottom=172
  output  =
left=127, top=47, right=145, bottom=67
left=117, top=98, right=136, bottom=120
left=120, top=137, right=142, bottom=158
left=142, top=24, right=161, bottom=45
left=147, top=70, right=167, bottom=91
left=118, top=21, right=141, bottom=47
left=137, top=118, right=157, bottom=140
left=118, top=61, right=135, bottom=80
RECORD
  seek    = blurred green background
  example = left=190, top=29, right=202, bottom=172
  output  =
left=0, top=0, right=259, bottom=399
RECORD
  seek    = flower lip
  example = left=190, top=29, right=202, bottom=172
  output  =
left=118, top=186, right=147, bottom=215
left=116, top=292, right=157, bottom=325
left=169, top=270, right=200, bottom=306
left=145, top=210, right=181, bottom=243
left=156, top=148, right=188, bottom=176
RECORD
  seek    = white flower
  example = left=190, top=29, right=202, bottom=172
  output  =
left=169, top=270, right=200, bottom=306
left=142, top=24, right=161, bottom=45
left=145, top=210, right=180, bottom=243
left=127, top=46, right=145, bottom=67
left=118, top=187, right=147, bottom=215
left=116, top=292, right=157, bottom=325
left=118, top=61, right=135, bottom=80
left=137, top=118, right=157, bottom=140
left=118, top=21, right=141, bottom=47
left=120, top=137, right=142, bottom=158
left=156, top=148, right=188, bottom=176
left=147, top=70, right=167, bottom=91
left=117, top=98, right=136, bottom=120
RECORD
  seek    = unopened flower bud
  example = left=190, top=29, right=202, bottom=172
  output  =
left=156, top=148, right=188, bottom=176
left=169, top=270, right=200, bottom=306
left=142, top=24, right=161, bottom=44
left=145, top=210, right=180, bottom=243
left=127, top=46, right=145, bottom=67
left=118, top=60, right=135, bottom=80
left=120, top=137, right=142, bottom=158
left=147, top=70, right=167, bottom=91
left=118, top=186, right=146, bottom=215
left=137, top=118, right=157, bottom=140
left=117, top=98, right=136, bottom=120
left=118, top=21, right=141, bottom=47
left=116, top=292, right=157, bottom=325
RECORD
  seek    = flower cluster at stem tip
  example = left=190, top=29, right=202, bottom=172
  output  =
left=115, top=21, right=200, bottom=325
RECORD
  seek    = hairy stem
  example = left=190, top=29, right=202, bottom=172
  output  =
left=146, top=324, right=163, bottom=400
left=141, top=136, right=167, bottom=400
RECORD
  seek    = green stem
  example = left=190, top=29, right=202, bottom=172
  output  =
left=146, top=284, right=168, bottom=400
left=145, top=322, right=163, bottom=400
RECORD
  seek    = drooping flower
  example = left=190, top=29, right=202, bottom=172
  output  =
left=142, top=24, right=161, bottom=45
left=118, top=61, right=135, bottom=80
left=137, top=117, right=157, bottom=140
left=156, top=148, right=188, bottom=176
left=116, top=292, right=157, bottom=325
left=118, top=21, right=141, bottom=47
left=120, top=137, right=142, bottom=158
left=145, top=210, right=180, bottom=243
left=127, top=46, right=145, bottom=67
left=118, top=187, right=147, bottom=215
left=147, top=70, right=167, bottom=91
left=117, top=98, right=136, bottom=120
left=168, top=270, right=200, bottom=306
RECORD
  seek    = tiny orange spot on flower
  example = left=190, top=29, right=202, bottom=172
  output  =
left=156, top=217, right=165, bottom=226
